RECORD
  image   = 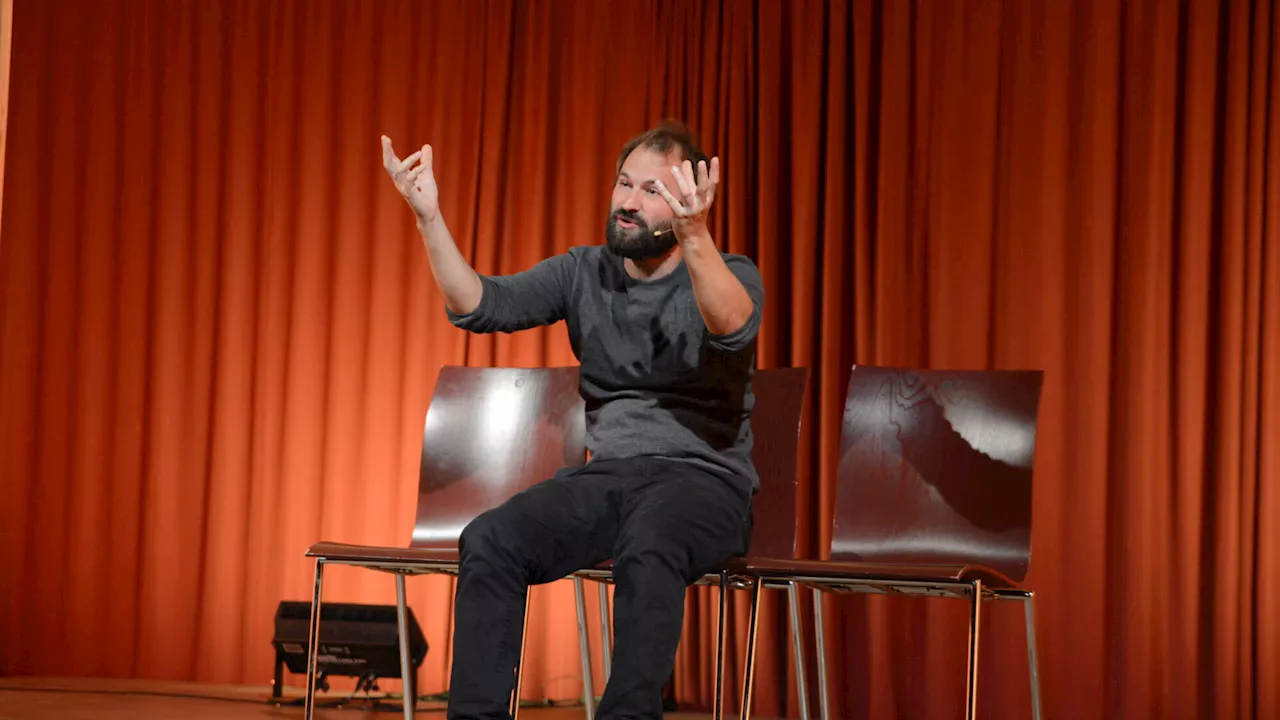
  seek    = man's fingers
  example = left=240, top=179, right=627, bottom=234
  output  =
left=381, top=135, right=399, bottom=170
left=696, top=158, right=720, bottom=190
left=382, top=136, right=436, bottom=178
left=701, top=185, right=716, bottom=210
left=654, top=179, right=683, bottom=212
left=396, top=150, right=423, bottom=174
left=671, top=165, right=695, bottom=199
left=696, top=160, right=714, bottom=196
left=688, top=157, right=718, bottom=211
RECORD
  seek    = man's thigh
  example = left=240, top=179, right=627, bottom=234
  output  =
left=460, top=465, right=619, bottom=584
left=612, top=458, right=753, bottom=583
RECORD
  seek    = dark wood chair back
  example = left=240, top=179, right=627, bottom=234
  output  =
left=410, top=365, right=587, bottom=549
left=745, top=366, right=809, bottom=559
left=831, top=365, right=1043, bottom=582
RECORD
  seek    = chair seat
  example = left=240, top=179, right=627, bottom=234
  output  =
left=306, top=541, right=460, bottom=570
left=728, top=556, right=1020, bottom=591
left=572, top=557, right=756, bottom=588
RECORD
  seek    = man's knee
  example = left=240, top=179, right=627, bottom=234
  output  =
left=614, top=514, right=744, bottom=587
left=459, top=508, right=518, bottom=564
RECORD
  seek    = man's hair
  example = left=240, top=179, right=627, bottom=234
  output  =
left=615, top=119, right=710, bottom=176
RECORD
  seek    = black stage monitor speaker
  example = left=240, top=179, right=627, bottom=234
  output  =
left=271, top=600, right=428, bottom=697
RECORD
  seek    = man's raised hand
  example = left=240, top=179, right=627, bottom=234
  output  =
left=655, top=157, right=720, bottom=236
left=381, top=135, right=438, bottom=223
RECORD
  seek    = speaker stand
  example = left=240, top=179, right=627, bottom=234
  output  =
left=269, top=657, right=414, bottom=713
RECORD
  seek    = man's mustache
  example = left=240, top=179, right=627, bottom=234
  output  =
left=613, top=210, right=646, bottom=227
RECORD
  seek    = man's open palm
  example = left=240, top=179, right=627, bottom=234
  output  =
left=655, top=157, right=720, bottom=238
left=382, top=135, right=438, bottom=222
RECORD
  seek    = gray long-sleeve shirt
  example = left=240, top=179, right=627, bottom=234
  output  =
left=447, top=244, right=764, bottom=497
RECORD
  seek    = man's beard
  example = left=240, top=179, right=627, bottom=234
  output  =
left=605, top=210, right=677, bottom=261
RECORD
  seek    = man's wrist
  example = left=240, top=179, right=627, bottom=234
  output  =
left=677, top=224, right=714, bottom=252
left=416, top=212, right=442, bottom=237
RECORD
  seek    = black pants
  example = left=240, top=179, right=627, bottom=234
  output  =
left=445, top=456, right=753, bottom=720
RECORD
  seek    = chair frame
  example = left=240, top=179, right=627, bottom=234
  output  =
left=574, top=573, right=811, bottom=719
left=301, top=365, right=586, bottom=720
left=302, top=552, right=531, bottom=720
left=733, top=364, right=1046, bottom=720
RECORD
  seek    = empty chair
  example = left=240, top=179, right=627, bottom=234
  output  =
left=573, top=366, right=811, bottom=720
left=735, top=364, right=1045, bottom=720
left=302, top=365, right=587, bottom=720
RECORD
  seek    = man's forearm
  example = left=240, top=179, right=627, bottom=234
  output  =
left=680, top=230, right=754, bottom=336
left=417, top=212, right=483, bottom=315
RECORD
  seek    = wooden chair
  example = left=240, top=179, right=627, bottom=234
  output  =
left=301, top=365, right=587, bottom=720
left=572, top=366, right=811, bottom=720
left=735, top=364, right=1045, bottom=720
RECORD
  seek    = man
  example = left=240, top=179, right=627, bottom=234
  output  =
left=380, top=120, right=764, bottom=720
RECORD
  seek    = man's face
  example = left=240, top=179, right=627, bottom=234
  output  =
left=605, top=147, right=680, bottom=261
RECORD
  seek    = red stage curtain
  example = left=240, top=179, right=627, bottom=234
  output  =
left=0, top=0, right=11, bottom=234
left=1, top=1, right=1277, bottom=718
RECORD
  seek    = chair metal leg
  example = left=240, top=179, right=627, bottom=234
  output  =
left=713, top=571, right=729, bottom=720
left=510, top=592, right=532, bottom=719
left=786, top=582, right=811, bottom=720
left=304, top=558, right=325, bottom=720
left=812, top=589, right=830, bottom=720
left=598, top=582, right=613, bottom=681
left=572, top=577, right=595, bottom=720
left=737, top=578, right=764, bottom=720
left=395, top=573, right=416, bottom=720
left=1022, top=591, right=1043, bottom=720
left=965, top=579, right=984, bottom=720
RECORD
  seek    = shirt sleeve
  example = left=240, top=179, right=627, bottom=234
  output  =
left=446, top=252, right=577, bottom=334
left=706, top=254, right=765, bottom=353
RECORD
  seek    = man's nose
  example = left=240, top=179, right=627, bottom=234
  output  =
left=620, top=188, right=644, bottom=212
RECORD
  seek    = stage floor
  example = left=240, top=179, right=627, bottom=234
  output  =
left=0, top=677, right=736, bottom=719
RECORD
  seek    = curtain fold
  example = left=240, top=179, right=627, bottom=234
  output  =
left=1, top=1, right=1276, bottom=718
left=0, top=0, right=11, bottom=240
